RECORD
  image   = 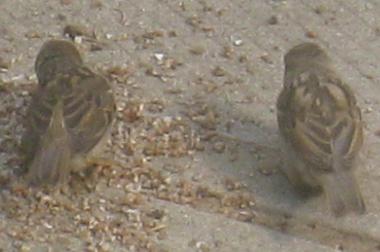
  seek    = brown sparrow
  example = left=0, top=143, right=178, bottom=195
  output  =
left=276, top=42, right=365, bottom=216
left=21, top=40, right=116, bottom=185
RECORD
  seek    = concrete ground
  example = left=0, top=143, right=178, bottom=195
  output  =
left=0, top=0, right=380, bottom=251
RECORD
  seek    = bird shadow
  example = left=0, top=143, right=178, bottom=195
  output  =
left=187, top=89, right=320, bottom=217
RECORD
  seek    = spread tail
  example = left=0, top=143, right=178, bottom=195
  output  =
left=322, top=170, right=365, bottom=217
left=323, top=121, right=365, bottom=216
left=27, top=137, right=71, bottom=185
left=27, top=101, right=71, bottom=185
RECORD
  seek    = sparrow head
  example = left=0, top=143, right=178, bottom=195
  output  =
left=283, top=43, right=334, bottom=89
left=285, top=43, right=330, bottom=71
left=35, top=40, right=83, bottom=86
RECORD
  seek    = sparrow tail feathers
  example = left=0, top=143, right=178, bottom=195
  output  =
left=27, top=101, right=71, bottom=185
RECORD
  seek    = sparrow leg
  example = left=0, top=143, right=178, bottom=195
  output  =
left=65, top=157, right=124, bottom=191
left=84, top=156, right=125, bottom=182
left=86, top=157, right=124, bottom=169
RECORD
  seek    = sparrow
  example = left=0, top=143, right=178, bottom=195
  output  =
left=276, top=42, right=365, bottom=216
left=21, top=39, right=116, bottom=185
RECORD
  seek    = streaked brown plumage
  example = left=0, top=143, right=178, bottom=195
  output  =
left=21, top=39, right=116, bottom=185
left=277, top=42, right=365, bottom=216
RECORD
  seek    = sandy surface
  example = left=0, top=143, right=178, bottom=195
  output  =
left=1, top=0, right=380, bottom=251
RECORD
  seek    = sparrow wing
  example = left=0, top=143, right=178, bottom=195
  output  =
left=278, top=71, right=363, bottom=171
left=60, top=66, right=116, bottom=154
left=21, top=67, right=116, bottom=184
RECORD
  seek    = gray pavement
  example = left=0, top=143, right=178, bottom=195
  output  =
left=1, top=0, right=380, bottom=251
